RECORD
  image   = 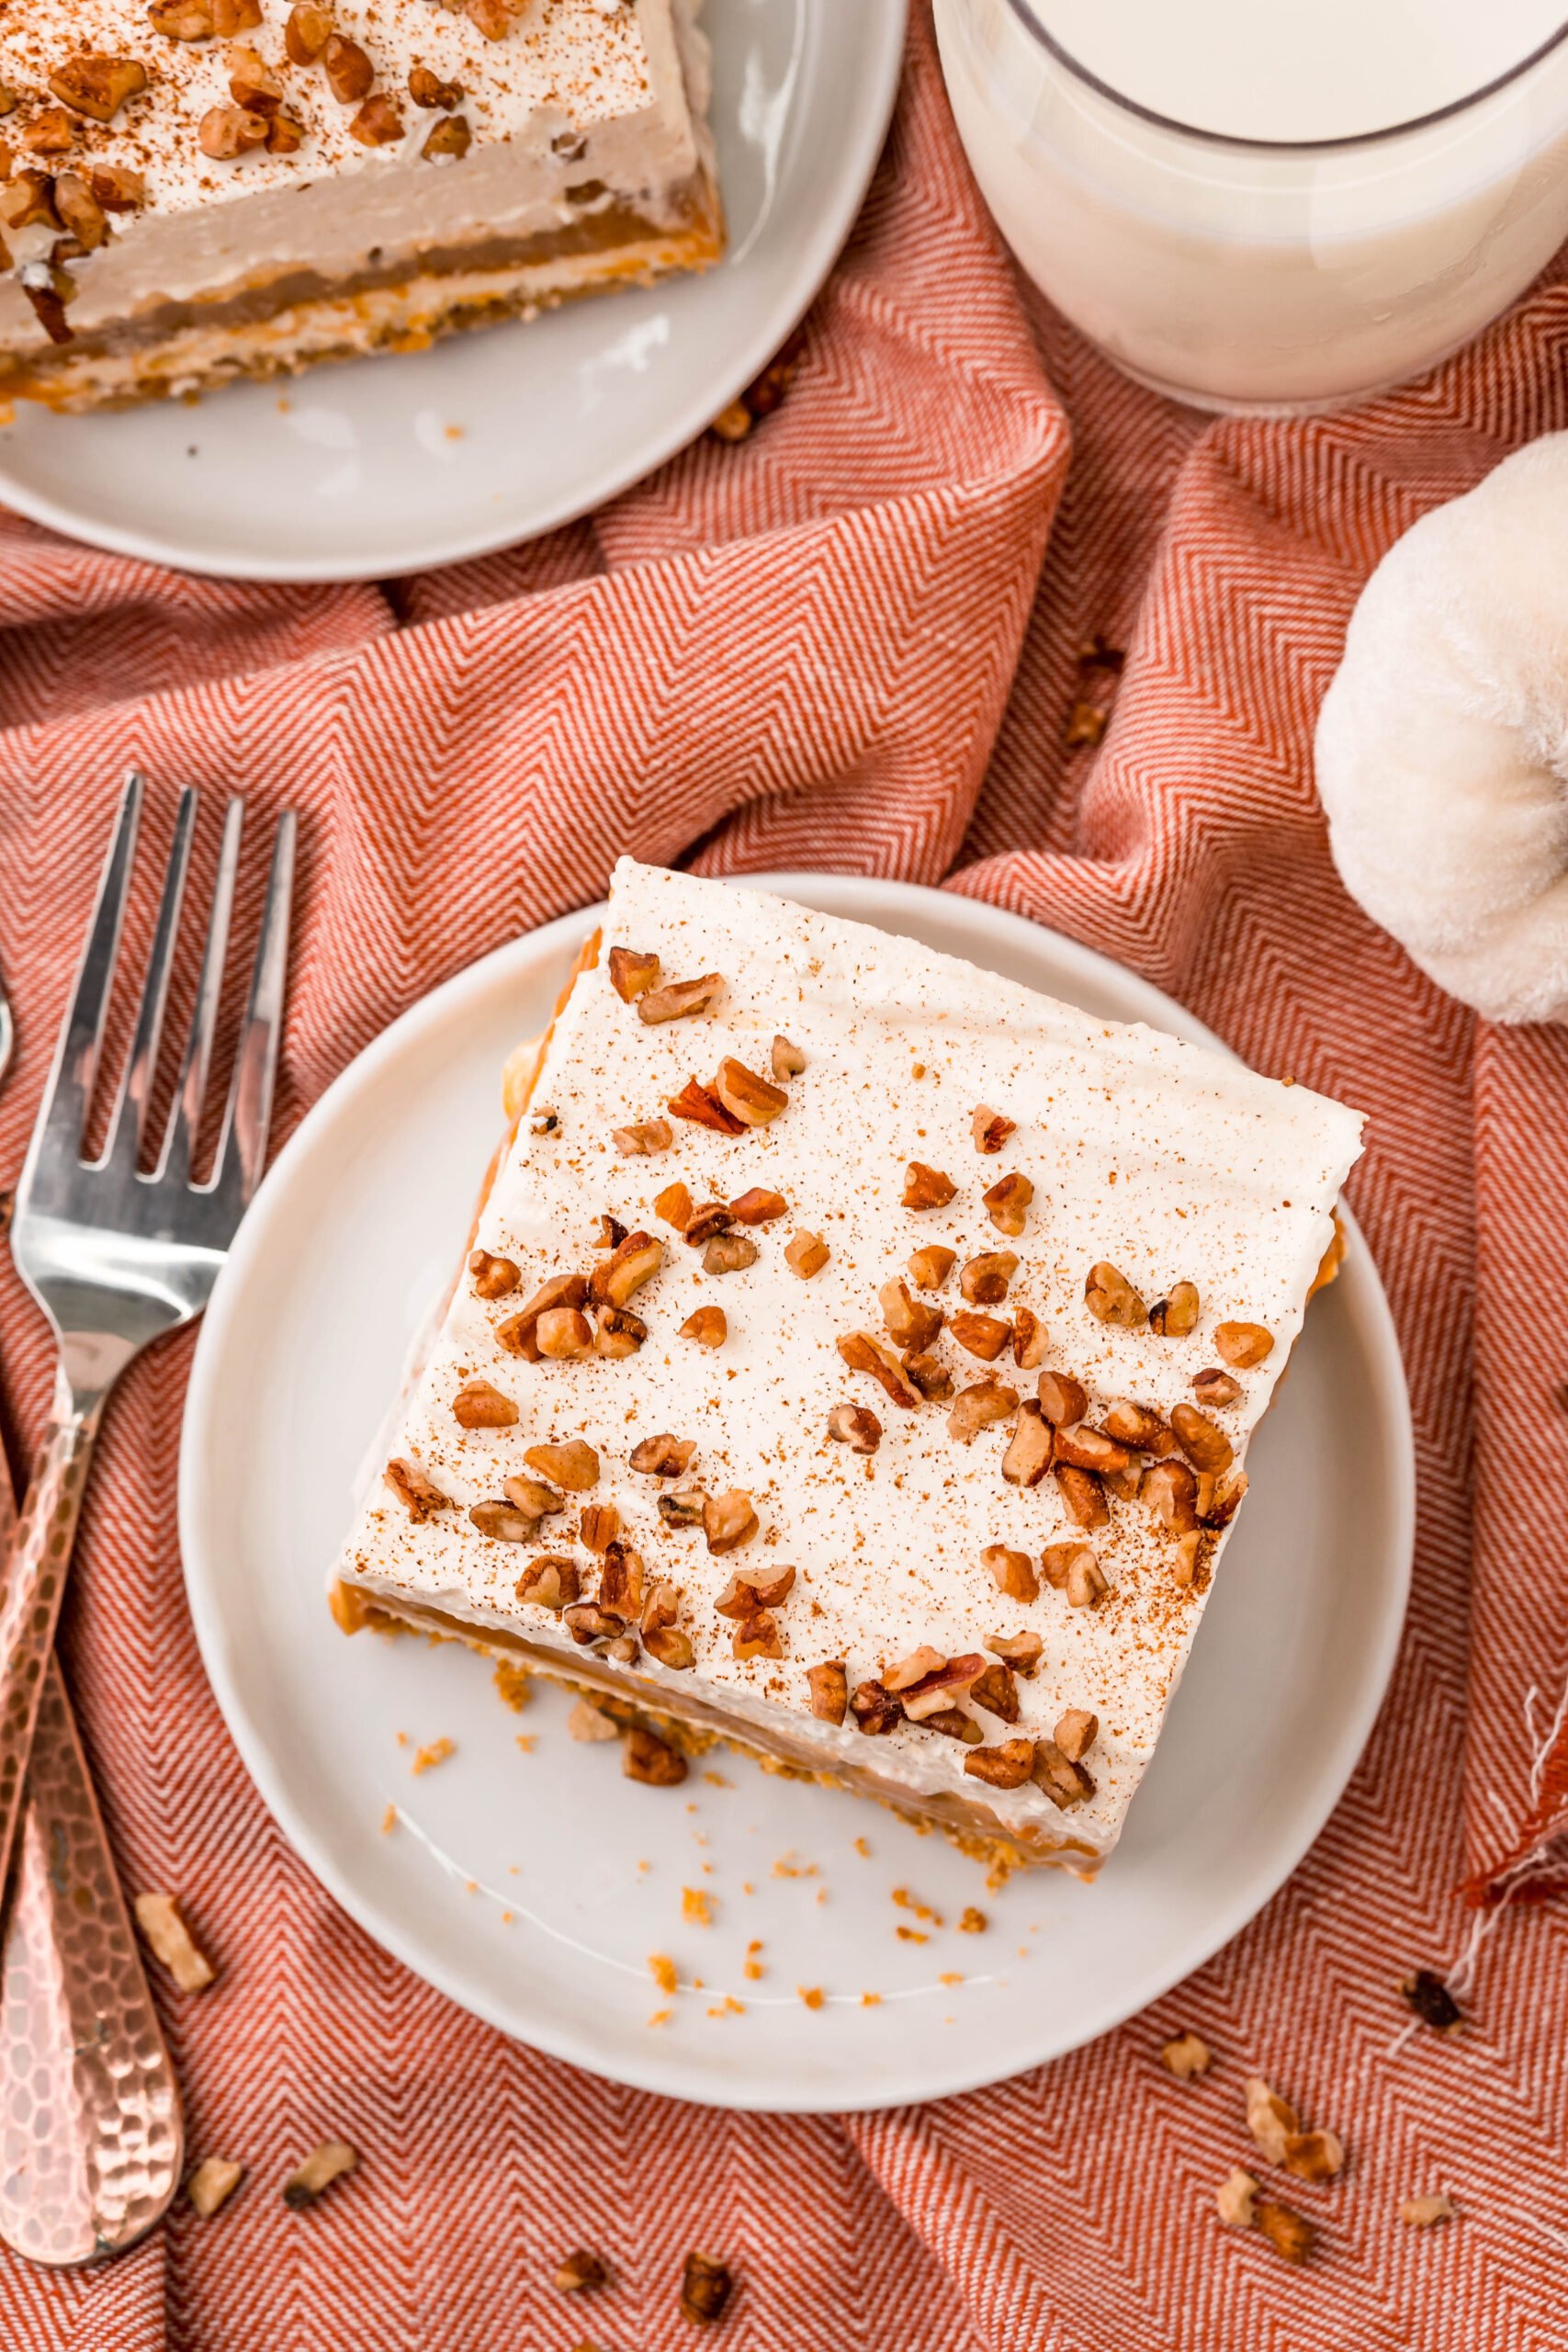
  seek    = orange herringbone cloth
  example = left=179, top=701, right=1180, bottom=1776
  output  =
left=3, top=14, right=1567, bottom=2349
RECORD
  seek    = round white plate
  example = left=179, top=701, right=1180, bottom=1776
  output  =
left=180, top=876, right=1414, bottom=2113
left=0, top=0, right=905, bottom=582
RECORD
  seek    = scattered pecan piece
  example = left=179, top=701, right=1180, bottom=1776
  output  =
left=1192, top=1366, right=1243, bottom=1408
left=983, top=1173, right=1033, bottom=1237
left=923, top=1705, right=985, bottom=1745
left=423, top=113, right=470, bottom=159
left=705, top=1232, right=759, bottom=1275
left=607, top=944, right=660, bottom=1002
left=133, top=1892, right=215, bottom=1992
left=562, top=1601, right=626, bottom=1646
left=1141, top=1458, right=1200, bottom=1532
left=969, top=1662, right=1019, bottom=1723
left=594, top=1305, right=646, bottom=1359
left=1215, top=1320, right=1275, bottom=1368
left=1245, top=2075, right=1299, bottom=2164
left=981, top=1544, right=1038, bottom=1602
left=948, top=1379, right=1019, bottom=1442
left=951, top=1311, right=1010, bottom=1362
left=1000, top=1399, right=1052, bottom=1488
left=614, top=1119, right=671, bottom=1157
left=1042, top=1541, right=1107, bottom=1607
left=1148, top=1281, right=1201, bottom=1337
left=536, top=1306, right=593, bottom=1360
left=638, top=973, right=724, bottom=1025
left=732, top=1609, right=784, bottom=1661
left=645, top=1624, right=696, bottom=1670
left=879, top=1277, right=942, bottom=1352
left=198, top=102, right=268, bottom=156
left=51, top=55, right=148, bottom=123
left=524, top=1441, right=598, bottom=1490
left=502, top=1474, right=565, bottom=1525
left=987, top=1629, right=1043, bottom=1675
left=1032, top=1738, right=1095, bottom=1807
left=971, top=1106, right=1015, bottom=1154
left=322, top=33, right=373, bottom=102
left=384, top=1458, right=450, bottom=1521
left=807, top=1661, right=848, bottom=1724
left=284, top=4, right=332, bottom=63
left=901, top=1349, right=953, bottom=1400
left=713, top=1057, right=788, bottom=1127
left=850, top=1679, right=903, bottom=1736
left=1053, top=1462, right=1109, bottom=1532
left=1160, top=2030, right=1212, bottom=2078
left=1053, top=1423, right=1133, bottom=1475
left=703, top=1489, right=758, bottom=1554
left=1170, top=1532, right=1208, bottom=1588
left=452, top=1379, right=517, bottom=1430
left=668, top=1077, right=744, bottom=1135
left=567, top=1695, right=618, bottom=1741
left=1283, top=2129, right=1346, bottom=2184
left=680, top=2252, right=732, bottom=2325
left=282, top=2140, right=356, bottom=2209
left=624, top=1725, right=688, bottom=1786
left=1216, top=2170, right=1258, bottom=2230
left=497, top=1273, right=589, bottom=1360
left=715, top=1564, right=794, bottom=1614
left=630, top=1434, right=695, bottom=1478
left=1399, top=2193, right=1455, bottom=2228
left=728, top=1186, right=787, bottom=1225
left=839, top=1330, right=921, bottom=1409
left=655, top=1180, right=695, bottom=1230
left=658, top=1485, right=707, bottom=1528
left=212, top=0, right=262, bottom=28
left=186, top=2157, right=243, bottom=2217
left=468, top=1498, right=533, bottom=1543
left=771, top=1035, right=806, bottom=1080
left=151, top=0, right=217, bottom=37
left=961, top=1251, right=1019, bottom=1306
left=1054, top=1707, right=1098, bottom=1761
left=468, top=1247, right=520, bottom=1298
left=226, top=44, right=282, bottom=111
left=828, top=1403, right=881, bottom=1453
left=1085, top=1261, right=1147, bottom=1327
left=592, top=1229, right=663, bottom=1308
left=1100, top=1399, right=1174, bottom=1453
left=908, top=1244, right=956, bottom=1291
left=964, top=1738, right=1034, bottom=1791
left=1256, top=2201, right=1314, bottom=2264
left=25, top=107, right=75, bottom=153
left=1036, top=1371, right=1089, bottom=1427
left=681, top=1305, right=728, bottom=1348
left=682, top=1196, right=732, bottom=1244
left=517, top=1557, right=578, bottom=1609
left=553, top=2248, right=610, bottom=2294
left=784, top=1229, right=829, bottom=1278
left=594, top=1214, right=627, bottom=1251
left=578, top=1504, right=619, bottom=1554
left=902, top=1160, right=957, bottom=1211
left=1170, top=1404, right=1233, bottom=1473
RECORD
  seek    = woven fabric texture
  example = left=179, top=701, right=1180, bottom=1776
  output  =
left=0, top=12, right=1565, bottom=2347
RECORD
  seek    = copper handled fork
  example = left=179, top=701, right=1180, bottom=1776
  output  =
left=0, top=774, right=295, bottom=2259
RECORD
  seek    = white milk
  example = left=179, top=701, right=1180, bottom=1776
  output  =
left=933, top=0, right=1568, bottom=409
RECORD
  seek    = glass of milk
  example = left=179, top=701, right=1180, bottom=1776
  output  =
left=933, top=0, right=1568, bottom=411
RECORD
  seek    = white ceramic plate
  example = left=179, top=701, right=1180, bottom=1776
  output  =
left=0, top=0, right=905, bottom=582
left=180, top=876, right=1414, bottom=2113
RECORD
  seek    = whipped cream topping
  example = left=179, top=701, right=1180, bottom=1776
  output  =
left=0, top=0, right=710, bottom=352
left=334, top=860, right=1365, bottom=1862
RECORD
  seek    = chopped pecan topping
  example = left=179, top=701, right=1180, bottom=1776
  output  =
left=281, top=2139, right=357, bottom=2209
left=497, top=1273, right=589, bottom=1360
left=198, top=103, right=268, bottom=156
left=1216, top=2169, right=1258, bottom=2229
left=879, top=1277, right=942, bottom=1352
left=1042, top=1541, right=1107, bottom=1607
left=971, top=1106, right=1016, bottom=1154
left=265, top=110, right=305, bottom=153
left=961, top=1251, right=1019, bottom=1306
left=212, top=0, right=262, bottom=28
left=728, top=1186, right=787, bottom=1226
left=657, top=1485, right=707, bottom=1528
left=680, top=2252, right=733, bottom=2325
left=901, top=1349, right=953, bottom=1400
left=1000, top=1399, right=1052, bottom=1487
left=591, top=1230, right=662, bottom=1308
left=639, top=1580, right=678, bottom=1635
left=1283, top=2129, right=1346, bottom=2184
left=186, top=2157, right=243, bottom=2218
left=1032, top=1738, right=1095, bottom=1808
left=1101, top=1398, right=1175, bottom=1454
left=638, top=973, right=724, bottom=1025
left=882, top=1644, right=949, bottom=1692
left=645, top=1624, right=696, bottom=1670
left=1084, top=1261, right=1147, bottom=1327
left=731, top=1609, right=784, bottom=1661
left=1199, top=1467, right=1247, bottom=1531
left=951, top=1310, right=1010, bottom=1362
left=982, top=1544, right=1038, bottom=1602
left=468, top=1248, right=520, bottom=1298
left=1214, top=1319, right=1275, bottom=1368
left=713, top=1057, right=788, bottom=1127
left=1170, top=1532, right=1206, bottom=1588
left=1160, top=2029, right=1212, bottom=2079
left=630, top=1434, right=696, bottom=1478
left=1035, top=1370, right=1089, bottom=1427
left=680, top=1305, right=728, bottom=1348
left=839, top=1330, right=921, bottom=1408
left=1191, top=1366, right=1242, bottom=1408
left=703, top=1489, right=758, bottom=1554
left=828, top=1402, right=881, bottom=1453
left=807, top=1661, right=848, bottom=1724
left=607, top=944, right=660, bottom=1002
left=969, top=1662, right=1020, bottom=1723
left=89, top=163, right=146, bottom=210
left=1256, top=2201, right=1314, bottom=2264
left=613, top=1119, right=671, bottom=1157
left=986, top=1629, right=1043, bottom=1675
left=226, top=44, right=282, bottom=111
left=322, top=32, right=373, bottom=102
left=902, top=1160, right=957, bottom=1211
left=598, top=1541, right=644, bottom=1616
left=667, top=1077, right=744, bottom=1136
left=1053, top=1463, right=1109, bottom=1532
left=422, top=113, right=470, bottom=159
left=535, top=1306, right=593, bottom=1360
left=24, top=108, right=74, bottom=154
left=716, top=1566, right=795, bottom=1613
left=1148, top=1281, right=1201, bottom=1337
left=284, top=4, right=332, bottom=63
left=655, top=1180, right=694, bottom=1229
left=1399, top=2193, right=1455, bottom=2228
left=553, top=2248, right=609, bottom=2294
left=524, top=1441, right=598, bottom=1491
left=578, top=1503, right=619, bottom=1553
left=948, top=1379, right=1019, bottom=1441
left=151, top=0, right=216, bottom=37
left=468, top=1498, right=533, bottom=1543
left=624, top=1724, right=688, bottom=1785
left=51, top=54, right=148, bottom=123
left=1052, top=1423, right=1134, bottom=1475
left=1142, top=1458, right=1200, bottom=1532
left=562, top=1601, right=626, bottom=1647
left=1054, top=1707, right=1098, bottom=1760
left=908, top=1244, right=956, bottom=1291
left=502, top=1473, right=564, bottom=1523
left=594, top=1213, right=628, bottom=1251
left=1170, top=1403, right=1233, bottom=1473
left=772, top=1035, right=806, bottom=1080
left=384, top=1458, right=450, bottom=1521
left=983, top=1173, right=1033, bottom=1238
left=593, top=1305, right=646, bottom=1359
left=964, top=1738, right=1034, bottom=1790
left=704, top=1232, right=759, bottom=1275
left=1245, top=2075, right=1299, bottom=2164
left=850, top=1679, right=903, bottom=1736
left=784, top=1229, right=829, bottom=1278
left=566, top=1694, right=618, bottom=1741
left=517, top=1561, right=581, bottom=1618
left=452, top=1379, right=517, bottom=1430
left=923, top=1705, right=985, bottom=1745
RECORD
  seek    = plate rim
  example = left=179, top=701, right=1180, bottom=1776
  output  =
left=178, top=872, right=1415, bottom=2111
left=0, top=0, right=908, bottom=583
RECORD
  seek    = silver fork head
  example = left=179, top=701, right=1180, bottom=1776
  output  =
left=10, top=774, right=296, bottom=1394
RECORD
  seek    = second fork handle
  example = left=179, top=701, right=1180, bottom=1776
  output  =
left=0, top=1368, right=104, bottom=1898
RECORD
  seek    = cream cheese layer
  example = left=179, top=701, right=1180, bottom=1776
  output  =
left=0, top=0, right=710, bottom=352
left=333, top=860, right=1365, bottom=1862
